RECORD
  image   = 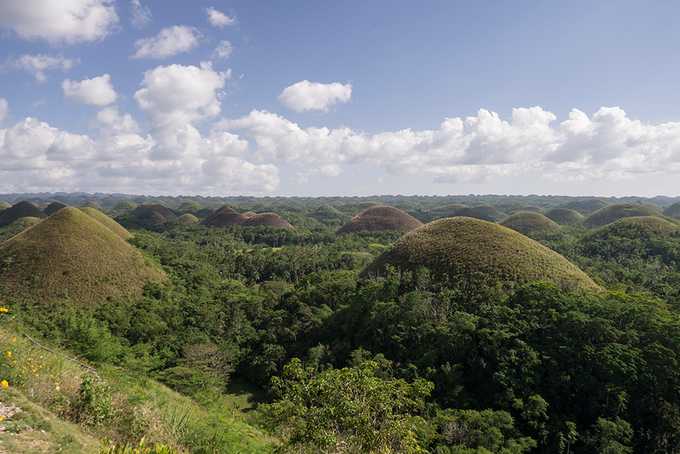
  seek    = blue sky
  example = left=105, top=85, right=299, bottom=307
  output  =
left=1, top=1, right=680, bottom=196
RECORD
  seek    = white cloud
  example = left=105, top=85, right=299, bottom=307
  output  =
left=214, top=40, right=233, bottom=59
left=279, top=80, right=352, bottom=112
left=8, top=54, right=76, bottom=82
left=134, top=62, right=228, bottom=129
left=0, top=0, right=118, bottom=44
left=206, top=7, right=235, bottom=27
left=96, top=106, right=139, bottom=134
left=132, top=25, right=200, bottom=59
left=0, top=99, right=7, bottom=123
left=62, top=74, right=117, bottom=106
left=130, top=0, right=151, bottom=28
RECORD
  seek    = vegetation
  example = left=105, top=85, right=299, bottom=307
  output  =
left=501, top=211, right=561, bottom=237
left=560, top=198, right=609, bottom=214
left=81, top=207, right=133, bottom=240
left=2, top=193, right=680, bottom=453
left=0, top=217, right=42, bottom=242
left=176, top=214, right=199, bottom=226
left=451, top=205, right=505, bottom=222
left=337, top=205, right=423, bottom=234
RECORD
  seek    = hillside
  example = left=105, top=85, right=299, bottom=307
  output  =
left=584, top=203, right=662, bottom=228
left=337, top=205, right=423, bottom=234
left=80, top=207, right=132, bottom=240
left=242, top=213, right=294, bottom=230
left=663, top=202, right=680, bottom=219
left=501, top=211, right=561, bottom=236
left=177, top=213, right=200, bottom=225
left=203, top=205, right=249, bottom=227
left=364, top=217, right=600, bottom=292
left=0, top=207, right=165, bottom=304
left=0, top=217, right=42, bottom=243
left=125, top=204, right=177, bottom=229
left=452, top=205, right=504, bottom=222
left=0, top=202, right=46, bottom=227
left=44, top=201, right=68, bottom=216
left=560, top=198, right=609, bottom=214
left=545, top=208, right=584, bottom=226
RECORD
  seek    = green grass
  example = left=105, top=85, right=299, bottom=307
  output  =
left=0, top=322, right=275, bottom=453
left=364, top=216, right=601, bottom=293
left=0, top=218, right=43, bottom=243
left=586, top=215, right=680, bottom=239
left=0, top=207, right=165, bottom=305
left=584, top=203, right=662, bottom=228
left=501, top=211, right=561, bottom=236
left=544, top=208, right=584, bottom=226
left=337, top=205, right=423, bottom=234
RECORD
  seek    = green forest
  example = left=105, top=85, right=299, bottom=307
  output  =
left=1, top=194, right=680, bottom=453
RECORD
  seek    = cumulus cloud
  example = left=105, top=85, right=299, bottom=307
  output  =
left=132, top=25, right=200, bottom=59
left=96, top=106, right=139, bottom=134
left=62, top=74, right=117, bottom=106
left=7, top=54, right=76, bottom=82
left=130, top=0, right=151, bottom=28
left=279, top=80, right=352, bottom=112
left=206, top=7, right=235, bottom=27
left=0, top=99, right=7, bottom=123
left=0, top=0, right=118, bottom=44
left=214, top=40, right=233, bottom=59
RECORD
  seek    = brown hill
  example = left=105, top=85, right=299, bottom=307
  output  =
left=0, top=207, right=165, bottom=304
left=128, top=204, right=177, bottom=228
left=363, top=217, right=600, bottom=293
left=202, top=206, right=248, bottom=227
left=501, top=212, right=561, bottom=236
left=0, top=201, right=46, bottom=227
left=80, top=207, right=132, bottom=240
left=337, top=206, right=423, bottom=234
left=242, top=212, right=294, bottom=230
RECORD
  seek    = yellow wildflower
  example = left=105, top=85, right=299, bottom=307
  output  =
left=4, top=351, right=11, bottom=359
left=0, top=380, right=8, bottom=390
left=0, top=307, right=8, bottom=313
left=0, top=415, right=5, bottom=422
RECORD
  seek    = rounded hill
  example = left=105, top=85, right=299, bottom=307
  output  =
left=126, top=204, right=177, bottom=229
left=337, top=206, right=423, bottom=234
left=584, top=204, right=662, bottom=228
left=452, top=205, right=504, bottom=222
left=44, top=201, right=68, bottom=216
left=0, top=217, right=43, bottom=243
left=177, top=213, right=200, bottom=225
left=80, top=207, right=132, bottom=240
left=0, top=201, right=10, bottom=212
left=560, top=199, right=609, bottom=215
left=663, top=202, right=680, bottom=219
left=501, top=212, right=561, bottom=236
left=0, top=201, right=46, bottom=227
left=363, top=217, right=600, bottom=293
left=545, top=208, right=584, bottom=226
left=0, top=207, right=165, bottom=304
left=203, top=206, right=248, bottom=227
left=587, top=216, right=680, bottom=239
left=242, top=213, right=294, bottom=230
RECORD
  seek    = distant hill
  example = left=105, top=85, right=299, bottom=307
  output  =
left=44, top=201, right=68, bottom=216
left=560, top=199, right=609, bottom=215
left=364, top=217, right=600, bottom=293
left=242, top=212, right=294, bottom=230
left=124, top=204, right=177, bottom=229
left=338, top=205, right=423, bottom=234
left=663, top=202, right=680, bottom=219
left=0, top=217, right=42, bottom=243
left=203, top=206, right=248, bottom=227
left=584, top=203, right=662, bottom=228
left=452, top=205, right=504, bottom=222
left=177, top=213, right=200, bottom=225
left=0, top=207, right=165, bottom=304
left=501, top=211, right=561, bottom=236
left=0, top=201, right=46, bottom=227
left=545, top=208, right=584, bottom=226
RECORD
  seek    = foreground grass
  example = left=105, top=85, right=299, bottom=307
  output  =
left=0, top=322, right=274, bottom=453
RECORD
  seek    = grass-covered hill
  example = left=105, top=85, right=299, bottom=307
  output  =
left=500, top=211, right=561, bottom=237
left=307, top=205, right=349, bottom=224
left=584, top=203, right=662, bottom=228
left=44, top=201, right=68, bottom=216
left=560, top=198, right=609, bottom=214
left=124, top=204, right=177, bottom=229
left=0, top=217, right=42, bottom=243
left=424, top=204, right=466, bottom=221
left=80, top=207, right=132, bottom=240
left=0, top=201, right=46, bottom=227
left=337, top=205, right=423, bottom=234
left=177, top=213, right=200, bottom=225
left=0, top=207, right=165, bottom=305
left=545, top=207, right=584, bottom=226
left=451, top=205, right=505, bottom=222
left=0, top=201, right=11, bottom=212
left=364, top=217, right=600, bottom=292
left=242, top=213, right=294, bottom=230
left=663, top=201, right=680, bottom=219
left=203, top=205, right=248, bottom=227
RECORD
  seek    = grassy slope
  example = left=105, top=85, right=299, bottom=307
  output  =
left=338, top=206, right=423, bottom=233
left=0, top=207, right=165, bottom=305
left=584, top=204, right=662, bottom=228
left=544, top=208, right=584, bottom=226
left=0, top=323, right=274, bottom=453
left=365, top=216, right=600, bottom=292
left=80, top=208, right=132, bottom=240
left=501, top=211, right=561, bottom=236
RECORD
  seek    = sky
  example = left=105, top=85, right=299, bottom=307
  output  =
left=1, top=0, right=680, bottom=197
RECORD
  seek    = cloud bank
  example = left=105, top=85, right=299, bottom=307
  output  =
left=279, top=80, right=352, bottom=112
